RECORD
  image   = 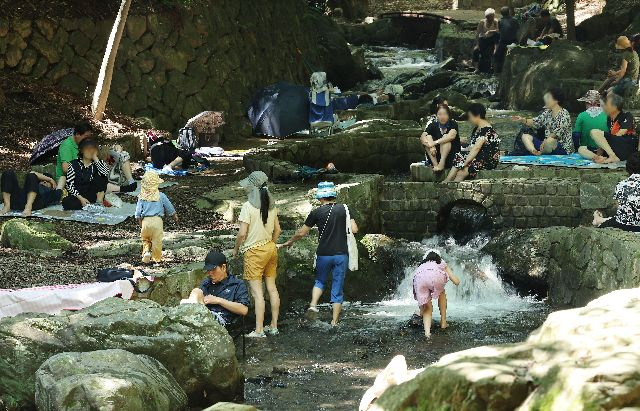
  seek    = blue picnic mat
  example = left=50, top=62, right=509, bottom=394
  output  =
left=144, top=164, right=189, bottom=176
left=500, top=153, right=626, bottom=169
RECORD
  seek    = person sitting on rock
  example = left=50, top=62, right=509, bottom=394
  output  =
left=598, top=36, right=640, bottom=97
left=536, top=9, right=563, bottom=44
left=62, top=138, right=110, bottom=210
left=420, top=104, right=461, bottom=172
left=1, top=171, right=64, bottom=217
left=135, top=171, right=178, bottom=264
left=575, top=90, right=610, bottom=160
left=445, top=103, right=500, bottom=182
left=473, top=8, right=499, bottom=73
left=412, top=251, right=460, bottom=338
left=423, top=96, right=448, bottom=130
left=589, top=93, right=637, bottom=164
left=512, top=88, right=573, bottom=155
left=232, top=171, right=282, bottom=338
left=593, top=151, right=640, bottom=232
left=181, top=250, right=250, bottom=326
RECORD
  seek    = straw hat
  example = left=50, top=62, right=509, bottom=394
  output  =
left=139, top=171, right=163, bottom=202
left=615, top=36, right=632, bottom=50
left=577, top=90, right=602, bottom=105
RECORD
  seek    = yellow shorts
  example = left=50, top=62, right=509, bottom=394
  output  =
left=243, top=241, right=278, bottom=281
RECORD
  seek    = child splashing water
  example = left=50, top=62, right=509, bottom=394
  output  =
left=413, top=251, right=461, bottom=338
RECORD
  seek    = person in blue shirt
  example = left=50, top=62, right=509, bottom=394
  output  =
left=135, top=171, right=178, bottom=264
left=181, top=250, right=250, bottom=326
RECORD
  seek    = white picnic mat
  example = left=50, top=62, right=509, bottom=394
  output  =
left=0, top=281, right=134, bottom=318
left=0, top=202, right=136, bottom=225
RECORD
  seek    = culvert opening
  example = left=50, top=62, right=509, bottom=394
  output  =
left=437, top=200, right=493, bottom=245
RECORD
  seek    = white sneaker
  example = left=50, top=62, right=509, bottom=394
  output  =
left=245, top=331, right=266, bottom=338
left=264, top=326, right=279, bottom=335
left=142, top=252, right=151, bottom=264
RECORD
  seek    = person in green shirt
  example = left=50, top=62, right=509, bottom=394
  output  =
left=576, top=90, right=609, bottom=160
left=55, top=122, right=93, bottom=181
left=55, top=122, right=136, bottom=193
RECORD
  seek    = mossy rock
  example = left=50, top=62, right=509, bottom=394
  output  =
left=0, top=219, right=72, bottom=252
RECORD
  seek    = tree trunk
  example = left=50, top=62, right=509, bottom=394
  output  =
left=508, top=0, right=514, bottom=15
left=91, top=0, right=132, bottom=120
left=566, top=0, right=576, bottom=41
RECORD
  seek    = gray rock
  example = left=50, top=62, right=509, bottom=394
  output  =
left=35, top=349, right=188, bottom=411
left=372, top=288, right=640, bottom=411
left=0, top=298, right=243, bottom=408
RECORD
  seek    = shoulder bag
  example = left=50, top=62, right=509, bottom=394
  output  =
left=343, top=205, right=359, bottom=271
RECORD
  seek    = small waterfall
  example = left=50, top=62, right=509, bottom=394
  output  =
left=368, top=235, right=541, bottom=322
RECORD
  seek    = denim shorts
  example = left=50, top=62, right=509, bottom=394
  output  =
left=314, top=254, right=348, bottom=304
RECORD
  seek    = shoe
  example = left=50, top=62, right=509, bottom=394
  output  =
left=142, top=252, right=151, bottom=264
left=120, top=182, right=137, bottom=193
left=264, top=326, right=279, bottom=335
left=245, top=331, right=266, bottom=338
left=305, top=306, right=319, bottom=321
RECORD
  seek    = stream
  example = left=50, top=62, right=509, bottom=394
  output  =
left=241, top=234, right=548, bottom=411
left=241, top=47, right=546, bottom=410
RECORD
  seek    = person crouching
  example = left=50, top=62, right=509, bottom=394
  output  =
left=135, top=171, right=178, bottom=264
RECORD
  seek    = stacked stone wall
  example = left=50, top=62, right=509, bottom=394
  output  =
left=0, top=1, right=358, bottom=137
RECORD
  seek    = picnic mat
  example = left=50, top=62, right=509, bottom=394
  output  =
left=0, top=202, right=137, bottom=225
left=144, top=164, right=189, bottom=176
left=0, top=281, right=134, bottom=318
left=500, top=153, right=626, bottom=169
left=122, top=181, right=177, bottom=197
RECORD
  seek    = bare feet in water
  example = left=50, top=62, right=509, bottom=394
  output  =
left=440, top=322, right=449, bottom=330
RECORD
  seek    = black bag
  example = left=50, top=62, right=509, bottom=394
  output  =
left=96, top=268, right=133, bottom=283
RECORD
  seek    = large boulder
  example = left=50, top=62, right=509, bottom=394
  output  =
left=0, top=219, right=72, bottom=252
left=368, top=288, right=640, bottom=411
left=35, top=349, right=188, bottom=411
left=578, top=0, right=640, bottom=41
left=0, top=298, right=243, bottom=409
left=487, top=226, right=640, bottom=306
left=499, top=42, right=600, bottom=113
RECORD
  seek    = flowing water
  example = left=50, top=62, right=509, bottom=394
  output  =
left=242, top=233, right=549, bottom=411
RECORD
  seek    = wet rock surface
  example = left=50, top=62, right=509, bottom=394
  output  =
left=371, top=288, right=640, bottom=411
left=487, top=226, right=640, bottom=306
left=35, top=349, right=188, bottom=411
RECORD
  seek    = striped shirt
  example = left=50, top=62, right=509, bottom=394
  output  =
left=66, top=158, right=109, bottom=197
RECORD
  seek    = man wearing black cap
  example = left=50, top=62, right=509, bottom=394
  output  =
left=181, top=250, right=249, bottom=326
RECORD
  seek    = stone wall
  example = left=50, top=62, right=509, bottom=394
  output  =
left=0, top=1, right=367, bottom=137
left=243, top=122, right=424, bottom=176
left=487, top=227, right=640, bottom=307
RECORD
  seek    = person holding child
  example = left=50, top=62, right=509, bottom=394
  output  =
left=135, top=171, right=178, bottom=264
left=413, top=251, right=460, bottom=338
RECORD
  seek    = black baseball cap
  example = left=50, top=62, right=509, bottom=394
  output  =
left=203, top=250, right=227, bottom=271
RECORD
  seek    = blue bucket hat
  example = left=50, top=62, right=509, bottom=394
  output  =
left=316, top=181, right=337, bottom=199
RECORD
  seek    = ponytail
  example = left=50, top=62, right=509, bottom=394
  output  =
left=259, top=184, right=270, bottom=225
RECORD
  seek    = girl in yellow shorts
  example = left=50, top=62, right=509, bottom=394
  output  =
left=233, top=171, right=282, bottom=338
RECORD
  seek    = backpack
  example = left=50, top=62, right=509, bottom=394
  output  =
left=177, top=127, right=197, bottom=151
